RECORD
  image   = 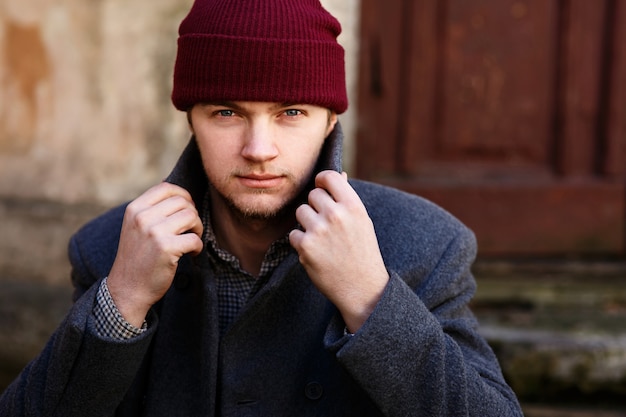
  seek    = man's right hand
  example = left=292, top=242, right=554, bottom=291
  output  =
left=106, top=182, right=204, bottom=327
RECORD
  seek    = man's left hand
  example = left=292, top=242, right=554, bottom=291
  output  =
left=289, top=170, right=389, bottom=333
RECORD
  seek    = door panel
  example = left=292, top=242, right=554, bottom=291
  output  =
left=357, top=0, right=625, bottom=256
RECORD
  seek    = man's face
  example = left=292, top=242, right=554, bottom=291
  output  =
left=189, top=101, right=337, bottom=220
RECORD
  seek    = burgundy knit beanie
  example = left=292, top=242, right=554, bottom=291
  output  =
left=172, top=0, right=348, bottom=114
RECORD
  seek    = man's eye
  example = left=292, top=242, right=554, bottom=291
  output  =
left=217, top=110, right=235, bottom=117
left=284, top=109, right=302, bottom=117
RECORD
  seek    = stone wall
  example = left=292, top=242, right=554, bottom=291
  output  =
left=1, top=0, right=191, bottom=204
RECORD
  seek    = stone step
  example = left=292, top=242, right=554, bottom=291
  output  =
left=0, top=279, right=73, bottom=393
left=472, top=260, right=626, bottom=412
left=522, top=404, right=626, bottom=417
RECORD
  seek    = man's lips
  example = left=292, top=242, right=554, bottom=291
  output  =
left=237, top=174, right=285, bottom=189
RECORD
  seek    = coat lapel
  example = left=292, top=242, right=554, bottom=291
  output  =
left=139, top=252, right=220, bottom=416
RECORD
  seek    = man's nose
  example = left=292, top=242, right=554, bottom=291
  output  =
left=241, top=121, right=279, bottom=162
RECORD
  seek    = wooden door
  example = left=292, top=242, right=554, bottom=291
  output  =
left=356, top=0, right=626, bottom=256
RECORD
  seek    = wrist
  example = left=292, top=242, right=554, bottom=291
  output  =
left=341, top=302, right=377, bottom=334
left=95, top=278, right=148, bottom=339
left=339, top=274, right=388, bottom=333
left=106, top=275, right=152, bottom=328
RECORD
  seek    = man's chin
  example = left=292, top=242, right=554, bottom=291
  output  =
left=232, top=206, right=280, bottom=221
left=212, top=182, right=307, bottom=223
left=226, top=197, right=295, bottom=222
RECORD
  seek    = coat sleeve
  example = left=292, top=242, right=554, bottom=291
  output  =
left=0, top=214, right=156, bottom=417
left=324, top=227, right=523, bottom=417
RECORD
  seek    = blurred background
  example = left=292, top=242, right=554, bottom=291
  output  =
left=0, top=0, right=625, bottom=415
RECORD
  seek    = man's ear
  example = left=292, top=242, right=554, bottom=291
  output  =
left=325, top=111, right=338, bottom=137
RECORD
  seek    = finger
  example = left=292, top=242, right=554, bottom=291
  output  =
left=159, top=205, right=203, bottom=237
left=314, top=170, right=359, bottom=204
left=187, top=213, right=204, bottom=239
left=294, top=203, right=319, bottom=231
left=176, top=231, right=204, bottom=256
left=306, top=187, right=336, bottom=213
left=163, top=195, right=200, bottom=223
left=288, top=228, right=304, bottom=250
left=178, top=205, right=203, bottom=239
left=149, top=194, right=198, bottom=220
left=133, top=182, right=194, bottom=210
left=129, top=191, right=199, bottom=233
left=147, top=209, right=203, bottom=257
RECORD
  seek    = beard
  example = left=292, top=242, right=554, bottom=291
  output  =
left=208, top=173, right=309, bottom=225
left=222, top=188, right=300, bottom=221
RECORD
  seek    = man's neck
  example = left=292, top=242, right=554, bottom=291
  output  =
left=208, top=190, right=295, bottom=277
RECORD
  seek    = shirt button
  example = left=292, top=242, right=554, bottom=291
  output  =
left=304, top=382, right=324, bottom=400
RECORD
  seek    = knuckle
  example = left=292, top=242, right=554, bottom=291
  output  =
left=145, top=225, right=163, bottom=243
left=182, top=208, right=200, bottom=227
left=325, top=211, right=343, bottom=226
left=295, top=204, right=308, bottom=217
left=169, top=194, right=188, bottom=209
left=125, top=200, right=142, bottom=218
left=308, top=188, right=326, bottom=201
left=298, top=236, right=316, bottom=255
left=311, top=220, right=331, bottom=238
left=157, top=181, right=177, bottom=192
left=132, top=210, right=152, bottom=230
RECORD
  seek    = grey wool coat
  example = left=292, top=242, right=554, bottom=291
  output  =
left=0, top=124, right=523, bottom=417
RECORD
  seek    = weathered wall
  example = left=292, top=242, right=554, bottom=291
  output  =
left=1, top=0, right=191, bottom=204
left=0, top=0, right=360, bottom=206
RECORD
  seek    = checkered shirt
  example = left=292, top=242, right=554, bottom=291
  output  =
left=200, top=192, right=292, bottom=335
left=92, top=191, right=292, bottom=339
left=93, top=276, right=147, bottom=339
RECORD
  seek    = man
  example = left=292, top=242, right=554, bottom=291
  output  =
left=0, top=0, right=523, bottom=416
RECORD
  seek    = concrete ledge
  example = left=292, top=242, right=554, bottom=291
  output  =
left=473, top=260, right=626, bottom=411
left=482, top=326, right=626, bottom=401
left=0, top=196, right=109, bottom=286
left=523, top=405, right=626, bottom=417
left=0, top=196, right=98, bottom=392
